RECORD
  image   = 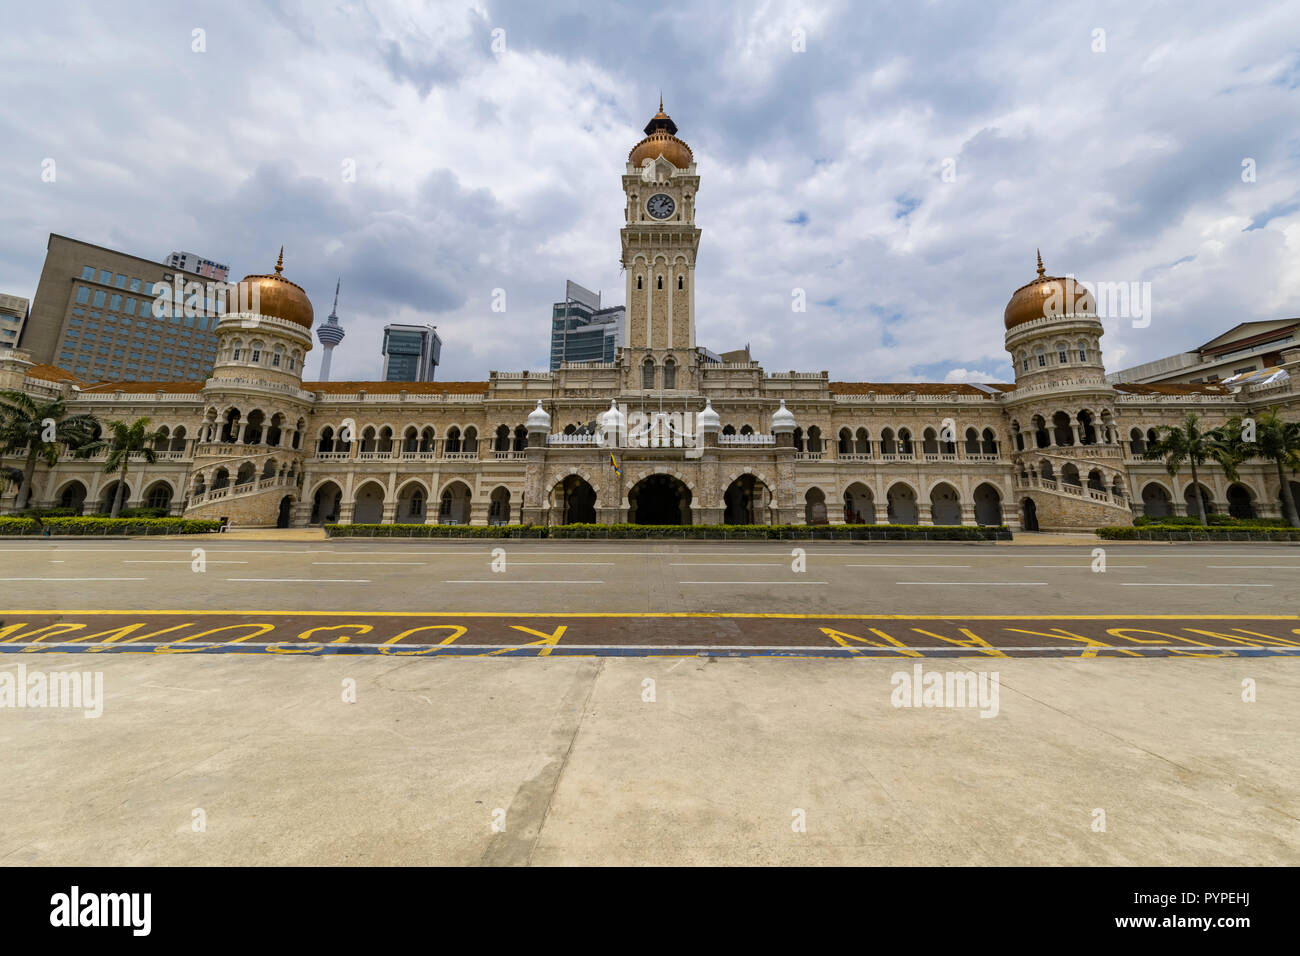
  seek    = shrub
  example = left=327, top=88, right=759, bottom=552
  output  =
left=0, top=516, right=222, bottom=536
left=1097, top=524, right=1300, bottom=541
left=10, top=507, right=80, bottom=518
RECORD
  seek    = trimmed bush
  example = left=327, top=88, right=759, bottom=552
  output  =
left=326, top=522, right=1011, bottom=541
left=0, top=516, right=221, bottom=536
left=1134, top=514, right=1292, bottom=528
left=10, top=507, right=80, bottom=518
left=1097, top=524, right=1300, bottom=541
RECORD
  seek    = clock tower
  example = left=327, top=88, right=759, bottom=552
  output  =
left=620, top=99, right=701, bottom=391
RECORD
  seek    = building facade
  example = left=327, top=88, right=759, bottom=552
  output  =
left=0, top=293, right=29, bottom=350
left=3, top=105, right=1299, bottom=530
left=22, top=234, right=223, bottom=384
left=165, top=251, right=230, bottom=281
left=549, top=280, right=624, bottom=370
left=381, top=324, right=441, bottom=382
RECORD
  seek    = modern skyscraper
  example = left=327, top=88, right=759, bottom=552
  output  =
left=24, top=234, right=224, bottom=383
left=549, top=280, right=624, bottom=370
left=382, top=324, right=441, bottom=382
left=0, top=293, right=29, bottom=350
left=165, top=251, right=229, bottom=281
left=315, top=278, right=345, bottom=381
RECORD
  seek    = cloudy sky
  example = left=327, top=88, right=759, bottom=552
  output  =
left=2, top=0, right=1298, bottom=384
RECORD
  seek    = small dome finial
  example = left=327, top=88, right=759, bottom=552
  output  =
left=659, top=90, right=663, bottom=113
left=1035, top=248, right=1044, bottom=278
left=275, top=246, right=284, bottom=275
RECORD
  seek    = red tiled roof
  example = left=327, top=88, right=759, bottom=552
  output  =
left=79, top=380, right=206, bottom=393
left=304, top=380, right=490, bottom=395
left=1111, top=382, right=1230, bottom=395
left=26, top=363, right=84, bottom=385
left=829, top=381, right=1010, bottom=397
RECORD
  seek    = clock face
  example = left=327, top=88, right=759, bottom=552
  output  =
left=646, top=193, right=675, bottom=220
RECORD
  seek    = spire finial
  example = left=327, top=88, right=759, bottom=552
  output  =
left=1035, top=248, right=1044, bottom=278
left=659, top=90, right=663, bottom=113
left=328, top=277, right=341, bottom=321
left=275, top=246, right=284, bottom=275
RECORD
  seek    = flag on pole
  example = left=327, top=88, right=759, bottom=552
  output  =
left=610, top=452, right=622, bottom=477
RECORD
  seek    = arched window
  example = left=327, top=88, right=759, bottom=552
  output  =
left=663, top=358, right=676, bottom=389
left=677, top=275, right=683, bottom=290
left=1035, top=346, right=1046, bottom=368
left=1056, top=342, right=1068, bottom=364
left=656, top=275, right=663, bottom=290
left=1077, top=340, right=1089, bottom=362
left=642, top=359, right=655, bottom=389
left=636, top=275, right=643, bottom=290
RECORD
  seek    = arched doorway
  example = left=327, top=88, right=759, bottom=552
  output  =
left=1021, top=497, right=1039, bottom=532
left=1226, top=483, right=1255, bottom=519
left=57, top=480, right=87, bottom=514
left=723, top=475, right=768, bottom=524
left=929, top=482, right=961, bottom=525
left=1141, top=483, right=1173, bottom=519
left=143, top=480, right=173, bottom=512
left=629, top=474, right=691, bottom=525
left=973, top=483, right=1003, bottom=526
left=489, top=486, right=511, bottom=524
left=1184, top=482, right=1215, bottom=517
left=396, top=482, right=428, bottom=523
left=804, top=487, right=827, bottom=525
left=886, top=482, right=918, bottom=525
left=99, top=480, right=130, bottom=515
left=553, top=476, right=596, bottom=524
left=439, top=481, right=472, bottom=524
left=843, top=482, right=874, bottom=524
left=353, top=481, right=385, bottom=524
left=276, top=495, right=294, bottom=528
left=311, top=481, right=342, bottom=524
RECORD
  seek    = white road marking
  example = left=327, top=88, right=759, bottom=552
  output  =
left=1206, top=565, right=1300, bottom=569
left=897, top=581, right=1047, bottom=586
left=226, top=578, right=371, bottom=583
left=311, top=561, right=426, bottom=566
left=126, top=560, right=248, bottom=564
left=1119, top=583, right=1273, bottom=587
left=443, top=580, right=603, bottom=584
left=847, top=564, right=970, bottom=568
left=680, top=581, right=828, bottom=585
left=1023, top=564, right=1148, bottom=568
left=670, top=562, right=784, bottom=566
left=0, top=577, right=147, bottom=581
left=506, top=562, right=615, bottom=566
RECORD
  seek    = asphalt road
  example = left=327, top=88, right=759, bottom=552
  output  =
left=1, top=540, right=1297, bottom=616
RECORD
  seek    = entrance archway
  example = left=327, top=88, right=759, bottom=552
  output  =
left=973, top=482, right=1003, bottom=526
left=311, top=481, right=342, bottom=524
left=629, top=474, right=691, bottom=525
left=277, top=495, right=294, bottom=528
left=804, top=487, right=827, bottom=525
left=553, top=475, right=596, bottom=524
left=354, top=481, right=385, bottom=524
left=439, top=481, right=472, bottom=524
left=1141, top=482, right=1173, bottom=519
left=723, top=474, right=768, bottom=524
left=1021, top=497, right=1039, bottom=532
left=929, top=482, right=961, bottom=525
left=886, top=482, right=918, bottom=525
left=842, top=482, right=874, bottom=524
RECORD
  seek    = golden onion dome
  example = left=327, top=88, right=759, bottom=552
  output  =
left=629, top=98, right=694, bottom=170
left=1004, top=250, right=1096, bottom=330
left=236, top=248, right=314, bottom=329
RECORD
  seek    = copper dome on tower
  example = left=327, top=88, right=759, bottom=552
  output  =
left=629, top=97, right=694, bottom=170
left=1003, top=250, right=1096, bottom=330
left=236, top=247, right=314, bottom=329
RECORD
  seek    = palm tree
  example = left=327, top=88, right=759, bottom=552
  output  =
left=0, top=390, right=100, bottom=511
left=1222, top=408, right=1300, bottom=527
left=78, top=417, right=166, bottom=518
left=1141, top=412, right=1238, bottom=525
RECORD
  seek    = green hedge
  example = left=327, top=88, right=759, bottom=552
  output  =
left=1133, top=514, right=1292, bottom=528
left=326, top=522, right=1011, bottom=540
left=1097, top=524, right=1300, bottom=541
left=0, top=516, right=222, bottom=536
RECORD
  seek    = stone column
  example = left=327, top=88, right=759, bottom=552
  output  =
left=960, top=503, right=977, bottom=526
left=917, top=502, right=933, bottom=526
